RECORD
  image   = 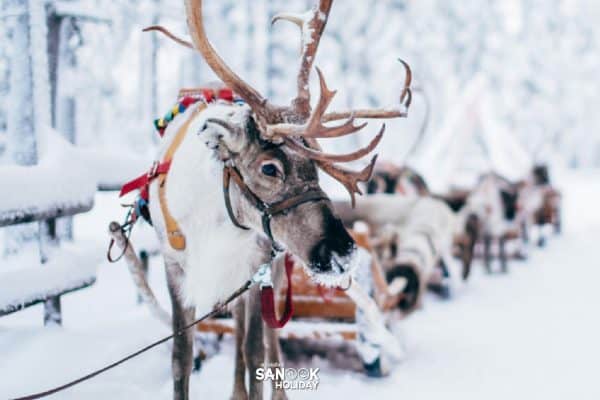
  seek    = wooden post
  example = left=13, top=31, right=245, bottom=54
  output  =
left=39, top=217, right=62, bottom=326
left=138, top=250, right=149, bottom=304
left=48, top=10, right=80, bottom=240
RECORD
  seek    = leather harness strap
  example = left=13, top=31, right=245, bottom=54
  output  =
left=222, top=164, right=329, bottom=246
left=157, top=104, right=205, bottom=250
left=121, top=99, right=327, bottom=252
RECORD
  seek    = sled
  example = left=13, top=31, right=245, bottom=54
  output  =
left=197, top=229, right=409, bottom=340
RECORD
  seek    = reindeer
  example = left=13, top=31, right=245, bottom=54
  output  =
left=131, top=1, right=412, bottom=399
left=365, top=163, right=479, bottom=281
left=457, top=172, right=526, bottom=273
left=367, top=163, right=429, bottom=196
left=515, top=164, right=562, bottom=247
left=334, top=194, right=459, bottom=312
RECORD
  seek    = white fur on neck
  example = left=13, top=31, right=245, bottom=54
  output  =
left=148, top=102, right=259, bottom=313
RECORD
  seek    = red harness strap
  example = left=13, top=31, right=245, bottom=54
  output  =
left=261, top=254, right=295, bottom=329
left=317, top=284, right=336, bottom=303
left=119, top=161, right=172, bottom=200
left=120, top=87, right=239, bottom=199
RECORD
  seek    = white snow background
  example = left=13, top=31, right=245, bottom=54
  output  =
left=0, top=168, right=598, bottom=399
left=2, top=0, right=600, bottom=399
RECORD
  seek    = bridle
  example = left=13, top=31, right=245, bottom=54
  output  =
left=222, top=164, right=329, bottom=250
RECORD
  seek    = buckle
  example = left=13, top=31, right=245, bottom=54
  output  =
left=251, top=263, right=273, bottom=289
left=147, top=161, right=159, bottom=179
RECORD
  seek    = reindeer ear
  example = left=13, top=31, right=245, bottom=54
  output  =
left=198, top=113, right=247, bottom=160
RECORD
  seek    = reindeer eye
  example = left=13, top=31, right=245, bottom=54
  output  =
left=261, top=163, right=278, bottom=177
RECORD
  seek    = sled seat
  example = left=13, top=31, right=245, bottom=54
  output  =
left=198, top=318, right=358, bottom=341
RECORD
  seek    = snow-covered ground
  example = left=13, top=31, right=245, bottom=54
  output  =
left=1, top=169, right=599, bottom=400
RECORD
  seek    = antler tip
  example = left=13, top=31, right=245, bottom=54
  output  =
left=398, top=58, right=413, bottom=107
left=363, top=154, right=379, bottom=180
left=271, top=13, right=304, bottom=27
left=141, top=25, right=194, bottom=49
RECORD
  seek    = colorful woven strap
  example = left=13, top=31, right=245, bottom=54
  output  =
left=154, top=88, right=240, bottom=137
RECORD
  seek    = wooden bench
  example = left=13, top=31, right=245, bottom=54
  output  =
left=1, top=197, right=96, bottom=325
left=0, top=244, right=97, bottom=317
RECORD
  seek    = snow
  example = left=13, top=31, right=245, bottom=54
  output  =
left=0, top=242, right=99, bottom=314
left=28, top=0, right=52, bottom=147
left=1, top=169, right=599, bottom=399
left=415, top=75, right=533, bottom=193
left=52, top=1, right=111, bottom=24
left=0, top=125, right=152, bottom=218
left=0, top=144, right=95, bottom=221
left=0, top=128, right=95, bottom=217
left=78, top=147, right=151, bottom=191
left=0, top=3, right=599, bottom=396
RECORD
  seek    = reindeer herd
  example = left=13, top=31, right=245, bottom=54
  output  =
left=112, top=1, right=563, bottom=399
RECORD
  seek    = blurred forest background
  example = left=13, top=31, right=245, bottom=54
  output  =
left=0, top=0, right=598, bottom=186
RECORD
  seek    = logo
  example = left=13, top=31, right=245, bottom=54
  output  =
left=256, top=363, right=320, bottom=391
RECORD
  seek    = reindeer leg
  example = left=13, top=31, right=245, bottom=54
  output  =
left=266, top=257, right=288, bottom=400
left=436, top=258, right=452, bottom=299
left=461, top=242, right=472, bottom=281
left=265, top=326, right=287, bottom=400
left=554, top=207, right=562, bottom=235
left=244, top=284, right=265, bottom=400
left=537, top=222, right=546, bottom=247
left=499, top=236, right=508, bottom=273
left=463, top=236, right=476, bottom=281
left=165, top=261, right=195, bottom=400
left=521, top=220, right=529, bottom=244
left=462, top=213, right=479, bottom=281
left=231, top=299, right=249, bottom=400
left=483, top=234, right=493, bottom=274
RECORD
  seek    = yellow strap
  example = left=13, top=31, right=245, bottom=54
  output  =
left=158, top=103, right=206, bottom=250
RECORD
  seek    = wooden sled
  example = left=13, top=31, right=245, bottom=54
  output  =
left=197, top=229, right=408, bottom=341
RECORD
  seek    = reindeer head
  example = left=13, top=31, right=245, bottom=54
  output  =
left=147, top=0, right=411, bottom=283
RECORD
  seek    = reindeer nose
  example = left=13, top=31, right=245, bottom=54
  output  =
left=310, top=237, right=354, bottom=274
left=308, top=205, right=355, bottom=273
left=311, top=240, right=334, bottom=273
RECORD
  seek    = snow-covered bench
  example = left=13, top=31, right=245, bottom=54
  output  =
left=0, top=160, right=98, bottom=324
left=0, top=158, right=96, bottom=227
left=0, top=244, right=98, bottom=316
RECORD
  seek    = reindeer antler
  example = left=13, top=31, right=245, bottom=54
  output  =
left=266, top=68, right=367, bottom=139
left=142, top=25, right=193, bottom=48
left=295, top=60, right=411, bottom=206
left=183, top=0, right=290, bottom=125
left=322, top=60, right=413, bottom=122
left=271, top=3, right=412, bottom=204
left=272, top=0, right=334, bottom=118
left=147, top=0, right=412, bottom=206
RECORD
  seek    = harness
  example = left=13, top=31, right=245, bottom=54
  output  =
left=114, top=87, right=331, bottom=330
left=223, top=165, right=328, bottom=247
left=119, top=88, right=328, bottom=252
